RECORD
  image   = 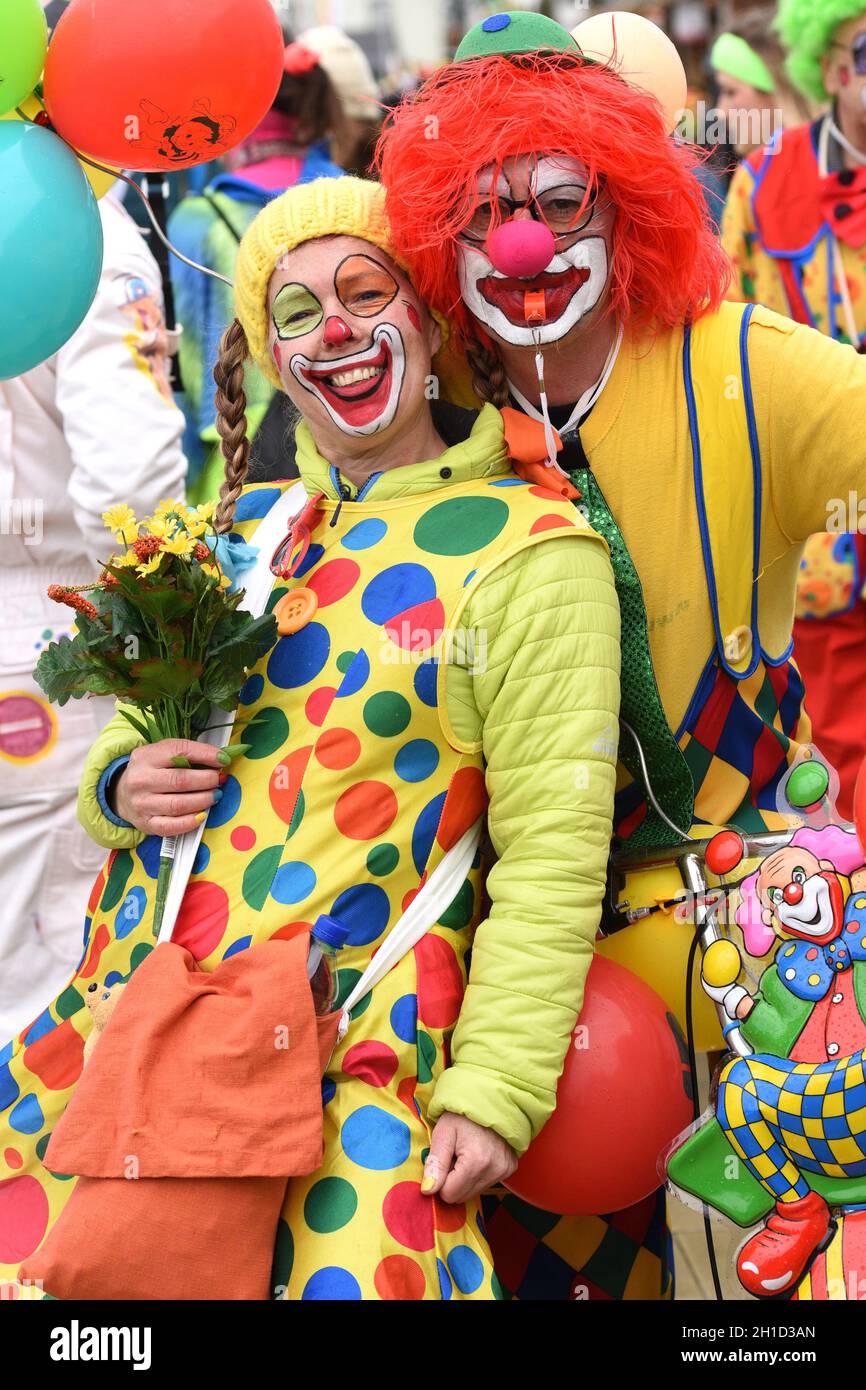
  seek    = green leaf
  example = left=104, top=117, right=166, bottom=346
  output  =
left=34, top=638, right=127, bottom=705
left=127, top=656, right=204, bottom=703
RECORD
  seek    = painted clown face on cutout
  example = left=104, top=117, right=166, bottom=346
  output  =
left=267, top=236, right=439, bottom=449
left=456, top=155, right=615, bottom=347
left=756, top=848, right=845, bottom=946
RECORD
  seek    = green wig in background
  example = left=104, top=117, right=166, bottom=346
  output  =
left=776, top=0, right=866, bottom=101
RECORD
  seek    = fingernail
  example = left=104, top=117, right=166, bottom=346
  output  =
left=218, top=772, right=229, bottom=785
left=212, top=789, right=223, bottom=804
left=217, top=750, right=232, bottom=765
left=195, top=811, right=208, bottom=824
left=420, top=1173, right=437, bottom=1194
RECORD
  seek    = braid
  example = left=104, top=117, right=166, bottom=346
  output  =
left=465, top=335, right=510, bottom=409
left=213, top=318, right=252, bottom=535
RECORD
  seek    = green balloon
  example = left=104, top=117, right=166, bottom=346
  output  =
left=0, top=0, right=47, bottom=117
left=786, top=760, right=830, bottom=810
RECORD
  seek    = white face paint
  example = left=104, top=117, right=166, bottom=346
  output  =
left=289, top=323, right=407, bottom=437
left=456, top=155, right=614, bottom=345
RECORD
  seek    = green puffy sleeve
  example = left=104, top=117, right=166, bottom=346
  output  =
left=429, top=531, right=621, bottom=1154
left=77, top=703, right=147, bottom=850
left=740, top=965, right=812, bottom=1059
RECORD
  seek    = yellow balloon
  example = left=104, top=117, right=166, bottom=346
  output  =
left=702, top=939, right=743, bottom=990
left=572, top=11, right=688, bottom=136
left=2, top=93, right=119, bottom=198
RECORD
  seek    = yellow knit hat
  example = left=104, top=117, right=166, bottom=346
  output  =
left=234, top=176, right=445, bottom=390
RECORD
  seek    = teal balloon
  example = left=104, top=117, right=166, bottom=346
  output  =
left=0, top=120, right=103, bottom=380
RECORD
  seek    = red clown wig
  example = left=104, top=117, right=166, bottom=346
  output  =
left=376, top=52, right=732, bottom=347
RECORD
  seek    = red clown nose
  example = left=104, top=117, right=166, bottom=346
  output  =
left=486, top=219, right=556, bottom=279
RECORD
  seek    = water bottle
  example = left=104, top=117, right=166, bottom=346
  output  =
left=307, top=915, right=350, bottom=1014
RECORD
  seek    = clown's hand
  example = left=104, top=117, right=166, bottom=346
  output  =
left=701, top=940, right=750, bottom=1021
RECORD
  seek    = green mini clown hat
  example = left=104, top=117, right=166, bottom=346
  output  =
left=455, top=10, right=579, bottom=61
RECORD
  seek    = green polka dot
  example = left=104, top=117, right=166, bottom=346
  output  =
left=243, top=845, right=283, bottom=910
left=336, top=967, right=371, bottom=1019
left=266, top=586, right=289, bottom=614
left=101, top=849, right=133, bottom=911
left=244, top=706, right=289, bottom=759
left=287, top=789, right=305, bottom=839
left=336, top=650, right=356, bottom=674
left=270, top=1218, right=293, bottom=1298
left=36, top=1133, right=73, bottom=1181
left=491, top=1271, right=507, bottom=1300
left=364, top=690, right=411, bottom=737
left=367, top=843, right=399, bottom=876
left=438, top=879, right=475, bottom=930
left=421, top=1146, right=430, bottom=1165
left=128, top=942, right=153, bottom=974
left=417, top=1030, right=437, bottom=1084
left=56, top=985, right=84, bottom=1019
left=304, top=1176, right=358, bottom=1233
left=414, top=496, right=508, bottom=556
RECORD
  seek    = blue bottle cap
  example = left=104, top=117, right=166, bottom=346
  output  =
left=312, top=914, right=350, bottom=950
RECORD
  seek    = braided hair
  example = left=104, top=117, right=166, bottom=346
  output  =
left=465, top=335, right=509, bottom=409
left=213, top=318, right=253, bottom=535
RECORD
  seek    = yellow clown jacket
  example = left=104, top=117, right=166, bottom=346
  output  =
left=0, top=405, right=620, bottom=1300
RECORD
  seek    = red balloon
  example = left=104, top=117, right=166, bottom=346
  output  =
left=506, top=955, right=693, bottom=1215
left=43, top=0, right=285, bottom=171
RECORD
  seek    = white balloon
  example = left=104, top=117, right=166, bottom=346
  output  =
left=572, top=12, right=688, bottom=136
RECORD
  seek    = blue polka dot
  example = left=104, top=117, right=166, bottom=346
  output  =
left=490, top=477, right=525, bottom=486
left=331, top=883, right=390, bottom=945
left=9, top=1093, right=44, bottom=1135
left=294, top=542, right=324, bottom=578
left=361, top=563, right=436, bottom=626
left=341, top=518, right=387, bottom=551
left=412, top=792, right=446, bottom=876
left=205, top=774, right=241, bottom=828
left=437, top=1258, right=453, bottom=1300
left=223, top=935, right=252, bottom=959
left=302, top=1267, right=362, bottom=1300
left=239, top=673, right=264, bottom=705
left=322, top=1076, right=337, bottom=1106
left=234, top=487, right=282, bottom=521
left=136, top=836, right=162, bottom=880
left=341, top=1105, right=412, bottom=1170
left=115, top=886, right=147, bottom=938
left=447, top=1245, right=484, bottom=1294
left=271, top=861, right=317, bottom=905
left=336, top=649, right=370, bottom=698
left=463, top=569, right=477, bottom=586
left=0, top=1039, right=13, bottom=1065
left=390, top=994, right=418, bottom=1045
left=104, top=970, right=125, bottom=987
left=0, top=1061, right=19, bottom=1112
left=268, top=623, right=331, bottom=689
left=193, top=842, right=211, bottom=875
left=414, top=658, right=439, bottom=708
left=330, top=883, right=390, bottom=946
left=22, top=1009, right=55, bottom=1046
left=483, top=12, right=511, bottom=32
left=395, top=739, right=440, bottom=783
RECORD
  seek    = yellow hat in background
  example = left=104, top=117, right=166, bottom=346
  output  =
left=234, top=176, right=445, bottom=390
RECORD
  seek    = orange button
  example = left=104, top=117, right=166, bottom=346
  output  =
left=274, top=587, right=318, bottom=635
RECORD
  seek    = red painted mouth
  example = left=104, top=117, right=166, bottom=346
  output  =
left=298, top=339, right=394, bottom=428
left=478, top=265, right=591, bottom=326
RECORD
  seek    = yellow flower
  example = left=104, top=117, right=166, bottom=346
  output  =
left=110, top=551, right=139, bottom=569
left=201, top=563, right=231, bottom=590
left=195, top=501, right=216, bottom=521
left=102, top=503, right=137, bottom=535
left=114, top=524, right=139, bottom=545
left=141, top=516, right=170, bottom=539
left=185, top=518, right=208, bottom=539
left=136, top=554, right=164, bottom=577
left=162, top=532, right=194, bottom=558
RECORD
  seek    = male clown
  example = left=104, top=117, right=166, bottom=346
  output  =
left=378, top=9, right=866, bottom=1300
left=723, top=0, right=866, bottom=820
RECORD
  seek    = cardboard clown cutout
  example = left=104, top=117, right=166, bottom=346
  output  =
left=379, top=10, right=866, bottom=1302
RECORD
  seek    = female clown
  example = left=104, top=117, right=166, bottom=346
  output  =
left=0, top=177, right=620, bottom=1301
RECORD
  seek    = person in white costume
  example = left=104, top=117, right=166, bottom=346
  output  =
left=0, top=189, right=187, bottom=1037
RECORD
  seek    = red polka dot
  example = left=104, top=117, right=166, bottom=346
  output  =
left=342, top=1040, right=399, bottom=1087
left=374, top=1253, right=426, bottom=1299
left=433, top=1196, right=467, bottom=1232
left=172, top=881, right=229, bottom=960
left=269, top=746, right=312, bottom=826
left=315, top=728, right=362, bottom=771
left=415, top=933, right=464, bottom=1029
left=848, top=923, right=859, bottom=933
left=530, top=513, right=573, bottom=535
left=23, top=1019, right=84, bottom=1091
left=806, top=948, right=819, bottom=960
left=437, top=766, right=487, bottom=851
left=307, top=558, right=361, bottom=607
left=79, top=922, right=110, bottom=980
left=385, top=598, right=445, bottom=652
left=396, top=1075, right=418, bottom=1117
left=269, top=922, right=311, bottom=943
left=4, top=1150, right=22, bottom=1171
left=87, top=861, right=109, bottom=915
left=334, top=781, right=398, bottom=840
left=230, top=825, right=257, bottom=851
left=0, top=1175, right=49, bottom=1263
left=306, top=687, right=337, bottom=727
left=382, top=1181, right=435, bottom=1252
left=529, top=484, right=570, bottom=501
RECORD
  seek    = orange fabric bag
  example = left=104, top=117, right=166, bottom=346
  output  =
left=20, top=936, right=337, bottom=1300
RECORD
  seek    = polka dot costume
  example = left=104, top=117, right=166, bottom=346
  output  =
left=0, top=475, right=580, bottom=1300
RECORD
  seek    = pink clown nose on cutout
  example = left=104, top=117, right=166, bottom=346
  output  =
left=486, top=219, right=556, bottom=280
left=323, top=315, right=353, bottom=346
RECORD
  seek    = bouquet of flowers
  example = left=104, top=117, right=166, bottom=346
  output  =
left=35, top=498, right=278, bottom=935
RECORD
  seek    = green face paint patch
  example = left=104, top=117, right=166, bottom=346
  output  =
left=272, top=282, right=325, bottom=340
